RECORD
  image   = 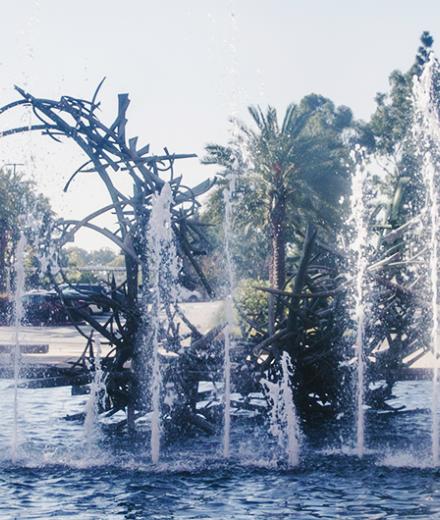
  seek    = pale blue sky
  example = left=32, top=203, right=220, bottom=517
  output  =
left=0, top=0, right=439, bottom=248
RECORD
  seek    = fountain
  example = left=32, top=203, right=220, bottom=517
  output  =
left=11, top=231, right=26, bottom=463
left=222, top=170, right=236, bottom=459
left=3, top=53, right=440, bottom=516
left=413, top=55, right=440, bottom=464
left=347, top=150, right=370, bottom=458
left=262, top=352, right=301, bottom=467
left=146, top=182, right=179, bottom=464
left=279, top=352, right=301, bottom=467
left=83, top=336, right=106, bottom=455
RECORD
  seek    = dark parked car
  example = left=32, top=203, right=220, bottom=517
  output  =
left=1, top=283, right=124, bottom=326
left=22, top=290, right=69, bottom=325
left=23, top=288, right=100, bottom=325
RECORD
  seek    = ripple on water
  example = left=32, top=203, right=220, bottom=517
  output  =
left=0, top=381, right=440, bottom=518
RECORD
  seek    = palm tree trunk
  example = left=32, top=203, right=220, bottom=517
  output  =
left=269, top=187, right=286, bottom=289
left=268, top=182, right=286, bottom=332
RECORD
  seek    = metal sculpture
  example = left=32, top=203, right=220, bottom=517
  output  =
left=0, top=84, right=430, bottom=435
left=0, top=83, right=221, bottom=430
left=238, top=175, right=432, bottom=421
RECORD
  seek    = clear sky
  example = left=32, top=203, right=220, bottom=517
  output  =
left=1, top=0, right=439, bottom=249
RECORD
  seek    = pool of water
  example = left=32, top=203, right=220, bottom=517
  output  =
left=1, top=380, right=440, bottom=519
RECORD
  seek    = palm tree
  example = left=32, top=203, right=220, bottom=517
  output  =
left=242, top=103, right=313, bottom=292
left=204, top=95, right=369, bottom=325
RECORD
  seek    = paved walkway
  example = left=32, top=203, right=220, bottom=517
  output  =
left=0, top=301, right=223, bottom=368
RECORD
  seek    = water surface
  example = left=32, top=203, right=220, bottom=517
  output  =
left=1, top=380, right=439, bottom=519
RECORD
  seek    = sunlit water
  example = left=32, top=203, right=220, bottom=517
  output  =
left=1, top=380, right=440, bottom=518
left=145, top=182, right=180, bottom=464
left=11, top=232, right=27, bottom=463
left=413, top=55, right=440, bottom=465
left=347, top=152, right=370, bottom=459
left=262, top=352, right=301, bottom=468
left=222, top=172, right=235, bottom=459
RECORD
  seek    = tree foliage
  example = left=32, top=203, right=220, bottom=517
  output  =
left=202, top=94, right=371, bottom=283
left=61, top=246, right=122, bottom=283
left=0, top=166, right=53, bottom=291
left=371, top=31, right=434, bottom=156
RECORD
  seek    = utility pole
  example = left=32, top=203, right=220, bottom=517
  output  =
left=0, top=163, right=24, bottom=176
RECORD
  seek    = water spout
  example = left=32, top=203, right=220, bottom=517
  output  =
left=11, top=232, right=27, bottom=463
left=263, top=351, right=301, bottom=467
left=222, top=171, right=236, bottom=459
left=413, top=55, right=440, bottom=464
left=147, top=182, right=179, bottom=464
left=280, top=352, right=300, bottom=467
left=348, top=152, right=370, bottom=458
left=84, top=336, right=106, bottom=455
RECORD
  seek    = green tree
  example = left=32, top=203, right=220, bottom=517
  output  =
left=64, top=247, right=90, bottom=268
left=62, top=246, right=120, bottom=283
left=371, top=31, right=433, bottom=155
left=89, top=248, right=118, bottom=266
left=369, top=31, right=434, bottom=223
left=0, top=165, right=53, bottom=292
